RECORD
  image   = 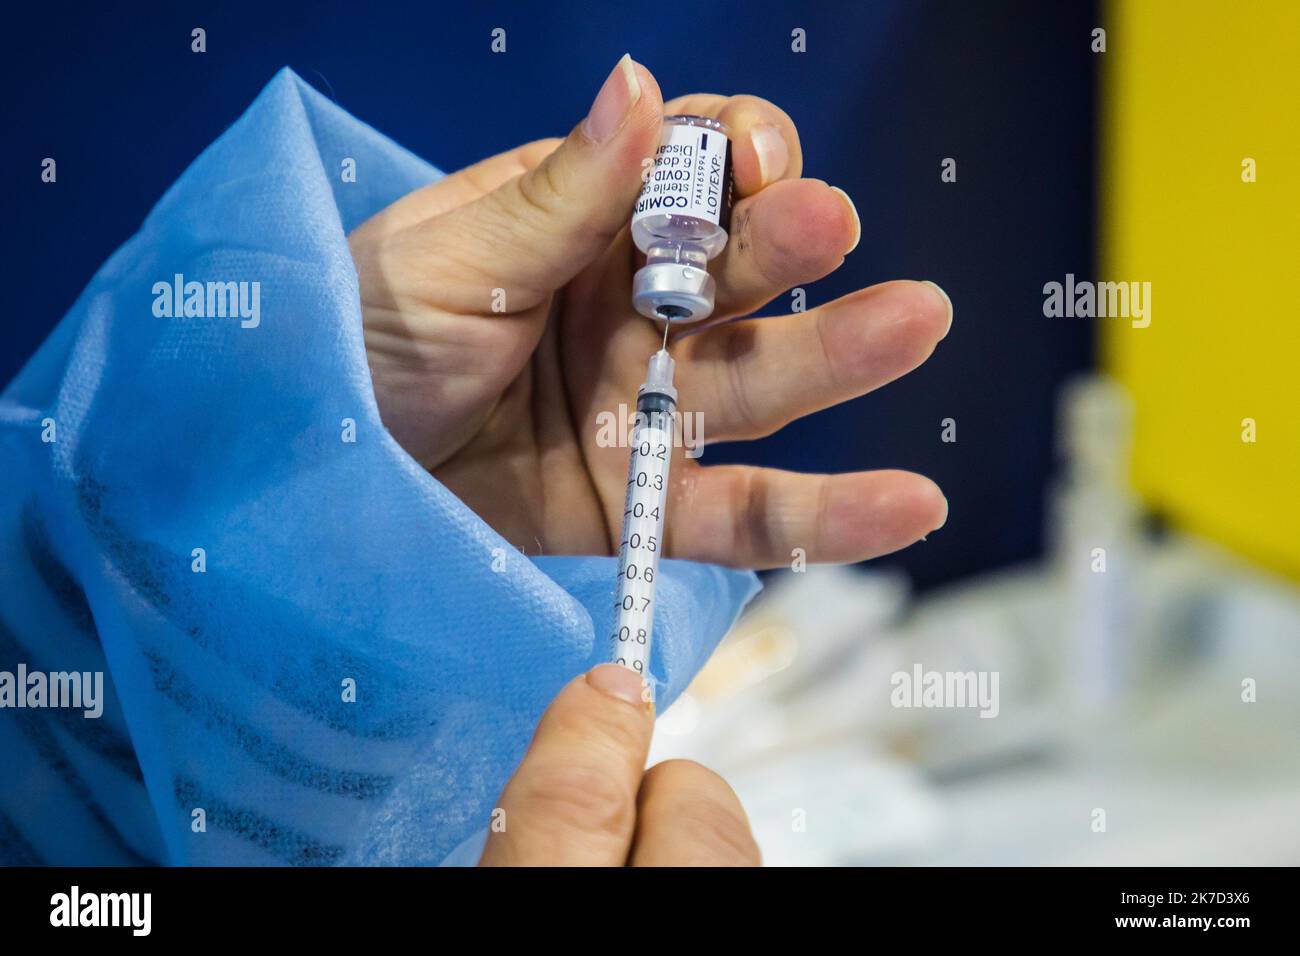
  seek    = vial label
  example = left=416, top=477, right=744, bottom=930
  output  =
left=633, top=122, right=733, bottom=230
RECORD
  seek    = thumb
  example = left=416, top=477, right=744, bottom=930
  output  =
left=427, top=55, right=663, bottom=311
left=479, top=665, right=654, bottom=866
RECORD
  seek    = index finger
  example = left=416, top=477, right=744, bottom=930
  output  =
left=662, top=93, right=804, bottom=194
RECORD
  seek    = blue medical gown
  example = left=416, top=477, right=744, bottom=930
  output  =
left=0, top=69, right=759, bottom=865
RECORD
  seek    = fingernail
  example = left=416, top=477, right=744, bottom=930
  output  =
left=587, top=663, right=650, bottom=708
left=750, top=123, right=789, bottom=186
left=921, top=280, right=953, bottom=338
left=829, top=186, right=861, bottom=253
left=583, top=54, right=641, bottom=145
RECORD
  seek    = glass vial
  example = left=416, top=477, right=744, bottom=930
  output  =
left=630, top=115, right=734, bottom=323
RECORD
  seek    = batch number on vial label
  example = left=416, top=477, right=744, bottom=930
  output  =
left=634, top=125, right=729, bottom=226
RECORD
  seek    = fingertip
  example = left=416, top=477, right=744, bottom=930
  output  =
left=526, top=667, right=655, bottom=769
left=821, top=471, right=948, bottom=560
left=624, top=58, right=663, bottom=131
left=895, top=279, right=953, bottom=352
left=915, top=474, right=949, bottom=532
left=580, top=55, right=662, bottom=158
left=633, top=760, right=761, bottom=867
left=613, top=59, right=664, bottom=172
left=484, top=56, right=663, bottom=294
left=921, top=280, right=954, bottom=339
left=902, top=473, right=948, bottom=536
left=640, top=761, right=750, bottom=830
left=750, top=124, right=790, bottom=188
left=717, top=94, right=804, bottom=193
left=709, top=179, right=858, bottom=318
left=747, top=179, right=856, bottom=280
left=626, top=57, right=662, bottom=109
left=834, top=280, right=951, bottom=373
left=587, top=663, right=653, bottom=709
left=829, top=186, right=861, bottom=253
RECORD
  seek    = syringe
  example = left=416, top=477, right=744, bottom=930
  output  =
left=609, top=341, right=677, bottom=679
left=611, top=112, right=734, bottom=681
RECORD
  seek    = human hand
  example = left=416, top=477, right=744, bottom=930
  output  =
left=349, top=55, right=950, bottom=568
left=478, top=664, right=759, bottom=865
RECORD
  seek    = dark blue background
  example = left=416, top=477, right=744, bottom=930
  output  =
left=1, top=0, right=1095, bottom=589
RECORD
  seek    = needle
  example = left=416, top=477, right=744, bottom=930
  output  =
left=661, top=318, right=671, bottom=352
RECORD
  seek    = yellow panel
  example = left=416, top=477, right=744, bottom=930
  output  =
left=1101, top=0, right=1300, bottom=579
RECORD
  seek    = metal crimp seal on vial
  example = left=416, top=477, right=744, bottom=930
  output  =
left=631, top=262, right=717, bottom=322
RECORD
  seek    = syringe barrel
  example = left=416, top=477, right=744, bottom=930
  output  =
left=610, top=384, right=676, bottom=679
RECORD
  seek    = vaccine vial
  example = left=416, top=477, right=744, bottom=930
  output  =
left=630, top=115, right=734, bottom=323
